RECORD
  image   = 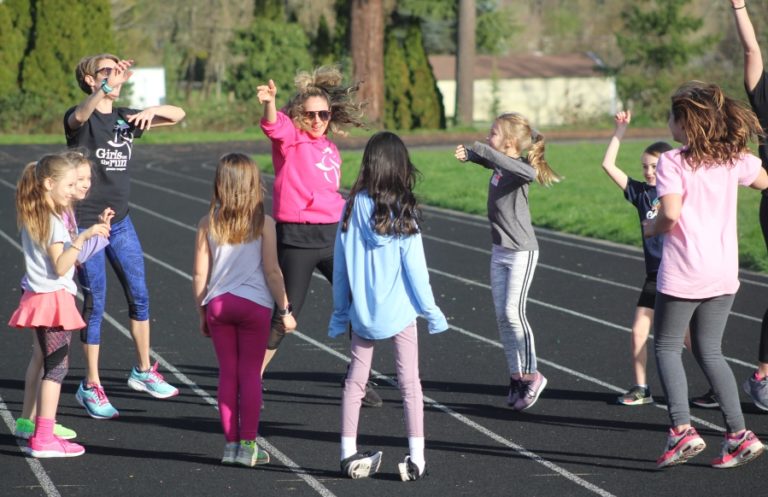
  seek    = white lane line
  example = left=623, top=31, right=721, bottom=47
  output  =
left=0, top=228, right=338, bottom=497
left=0, top=230, right=63, bottom=497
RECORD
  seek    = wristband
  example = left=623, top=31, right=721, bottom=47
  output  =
left=71, top=244, right=82, bottom=251
left=733, top=4, right=746, bottom=9
left=277, top=303, right=293, bottom=316
left=100, top=78, right=113, bottom=94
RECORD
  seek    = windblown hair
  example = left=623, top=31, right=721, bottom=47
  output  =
left=670, top=81, right=763, bottom=169
left=16, top=154, right=76, bottom=247
left=342, top=132, right=421, bottom=236
left=494, top=113, right=561, bottom=186
left=207, top=153, right=265, bottom=245
left=285, top=66, right=366, bottom=136
left=75, top=53, right=119, bottom=94
left=643, top=141, right=673, bottom=158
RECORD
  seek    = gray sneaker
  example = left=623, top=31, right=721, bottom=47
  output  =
left=743, top=373, right=768, bottom=411
left=341, top=450, right=383, bottom=479
left=513, top=372, right=547, bottom=411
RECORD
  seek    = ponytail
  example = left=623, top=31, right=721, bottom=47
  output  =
left=527, top=132, right=561, bottom=187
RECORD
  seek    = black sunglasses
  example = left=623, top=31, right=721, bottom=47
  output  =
left=303, top=110, right=331, bottom=122
left=95, top=67, right=114, bottom=76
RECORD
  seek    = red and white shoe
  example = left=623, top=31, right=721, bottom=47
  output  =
left=711, top=430, right=764, bottom=469
left=656, top=427, right=706, bottom=468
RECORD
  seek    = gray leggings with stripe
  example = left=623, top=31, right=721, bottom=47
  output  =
left=654, top=292, right=745, bottom=432
left=490, top=246, right=539, bottom=376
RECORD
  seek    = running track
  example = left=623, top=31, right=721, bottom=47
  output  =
left=0, top=142, right=767, bottom=497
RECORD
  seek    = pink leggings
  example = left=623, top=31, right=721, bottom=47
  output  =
left=342, top=322, right=423, bottom=437
left=206, top=293, right=270, bottom=442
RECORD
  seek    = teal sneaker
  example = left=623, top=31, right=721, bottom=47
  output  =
left=15, top=418, right=77, bottom=440
left=76, top=381, right=119, bottom=420
left=127, top=361, right=179, bottom=399
left=222, top=442, right=239, bottom=465
left=234, top=440, right=270, bottom=467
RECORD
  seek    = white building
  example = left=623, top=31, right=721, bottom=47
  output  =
left=125, top=67, right=167, bottom=108
left=429, top=52, right=618, bottom=126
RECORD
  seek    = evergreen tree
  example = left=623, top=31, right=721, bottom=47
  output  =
left=0, top=0, right=32, bottom=96
left=383, top=30, right=412, bottom=130
left=403, top=22, right=444, bottom=129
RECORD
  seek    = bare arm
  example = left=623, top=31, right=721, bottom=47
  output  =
left=751, top=168, right=768, bottom=190
left=643, top=194, right=681, bottom=238
left=48, top=223, right=110, bottom=276
left=732, top=0, right=764, bottom=91
left=262, top=216, right=296, bottom=331
left=601, top=111, right=630, bottom=190
left=67, top=59, right=134, bottom=130
left=126, top=105, right=186, bottom=131
left=257, top=79, right=278, bottom=124
left=192, top=217, right=211, bottom=337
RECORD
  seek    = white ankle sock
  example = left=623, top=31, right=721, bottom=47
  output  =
left=408, top=436, right=425, bottom=471
left=341, top=436, right=357, bottom=460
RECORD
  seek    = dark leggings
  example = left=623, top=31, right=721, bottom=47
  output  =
left=267, top=243, right=334, bottom=350
left=35, top=326, right=72, bottom=384
left=759, top=193, right=768, bottom=364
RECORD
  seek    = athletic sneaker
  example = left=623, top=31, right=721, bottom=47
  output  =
left=690, top=388, right=719, bottom=409
left=711, top=430, right=764, bottom=468
left=743, top=372, right=768, bottom=411
left=340, top=372, right=383, bottom=408
left=507, top=377, right=523, bottom=406
left=27, top=436, right=85, bottom=458
left=398, top=455, right=427, bottom=481
left=617, top=385, right=653, bottom=406
left=222, top=442, right=239, bottom=465
left=514, top=372, right=548, bottom=411
left=341, top=450, right=383, bottom=479
left=234, top=440, right=269, bottom=467
left=127, top=361, right=179, bottom=399
left=14, top=418, right=77, bottom=440
left=76, top=381, right=119, bottom=419
left=656, top=427, right=706, bottom=468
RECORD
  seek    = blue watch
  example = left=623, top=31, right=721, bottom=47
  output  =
left=100, top=78, right=113, bottom=94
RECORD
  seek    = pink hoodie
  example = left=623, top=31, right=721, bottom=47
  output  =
left=261, top=111, right=345, bottom=224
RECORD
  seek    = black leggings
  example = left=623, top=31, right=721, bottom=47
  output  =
left=36, top=326, right=71, bottom=384
left=267, top=243, right=334, bottom=350
left=759, top=194, right=768, bottom=364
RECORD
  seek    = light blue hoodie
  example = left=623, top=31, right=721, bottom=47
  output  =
left=328, top=192, right=448, bottom=340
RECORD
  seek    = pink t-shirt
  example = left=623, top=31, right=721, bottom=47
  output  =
left=260, top=111, right=345, bottom=224
left=656, top=148, right=761, bottom=299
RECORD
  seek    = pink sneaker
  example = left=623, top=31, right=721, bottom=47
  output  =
left=656, top=427, right=706, bottom=468
left=711, top=430, right=764, bottom=469
left=28, top=436, right=85, bottom=458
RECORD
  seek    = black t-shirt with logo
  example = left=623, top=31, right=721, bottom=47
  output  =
left=64, top=106, right=144, bottom=226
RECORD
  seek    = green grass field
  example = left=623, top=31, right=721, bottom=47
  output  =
left=255, top=140, right=768, bottom=273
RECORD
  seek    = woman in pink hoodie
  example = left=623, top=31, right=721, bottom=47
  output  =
left=256, top=67, right=368, bottom=385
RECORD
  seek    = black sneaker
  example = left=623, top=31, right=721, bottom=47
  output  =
left=617, top=385, right=653, bottom=406
left=690, top=388, right=719, bottom=408
left=398, top=455, right=427, bottom=481
left=341, top=450, right=383, bottom=479
left=362, top=381, right=383, bottom=408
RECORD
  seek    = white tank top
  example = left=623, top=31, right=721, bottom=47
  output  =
left=202, top=232, right=273, bottom=309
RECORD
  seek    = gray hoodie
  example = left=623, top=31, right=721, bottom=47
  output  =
left=466, top=141, right=539, bottom=251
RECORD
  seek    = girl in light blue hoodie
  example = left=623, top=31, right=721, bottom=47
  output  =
left=329, top=131, right=448, bottom=481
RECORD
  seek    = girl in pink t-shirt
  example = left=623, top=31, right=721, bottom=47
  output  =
left=644, top=81, right=768, bottom=470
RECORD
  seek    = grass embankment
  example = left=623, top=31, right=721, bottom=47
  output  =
left=256, top=141, right=768, bottom=273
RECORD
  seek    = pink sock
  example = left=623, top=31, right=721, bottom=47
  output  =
left=34, top=416, right=55, bottom=443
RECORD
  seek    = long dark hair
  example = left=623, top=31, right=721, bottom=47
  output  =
left=342, top=131, right=421, bottom=236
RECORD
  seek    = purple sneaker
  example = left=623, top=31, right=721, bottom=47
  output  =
left=507, top=377, right=523, bottom=407
left=513, top=372, right=547, bottom=411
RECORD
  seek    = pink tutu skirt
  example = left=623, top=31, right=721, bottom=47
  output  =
left=8, top=289, right=85, bottom=331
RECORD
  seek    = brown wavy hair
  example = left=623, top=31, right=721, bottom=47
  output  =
left=16, top=154, right=77, bottom=247
left=494, top=113, right=561, bottom=186
left=285, top=66, right=366, bottom=136
left=207, top=153, right=265, bottom=245
left=670, top=81, right=763, bottom=169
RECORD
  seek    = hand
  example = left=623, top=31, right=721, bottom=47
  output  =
left=282, top=313, right=297, bottom=332
left=126, top=108, right=156, bottom=130
left=106, top=59, right=134, bottom=88
left=199, top=319, right=210, bottom=337
left=455, top=144, right=468, bottom=161
left=98, top=207, right=115, bottom=227
left=83, top=222, right=110, bottom=240
left=257, top=79, right=277, bottom=104
left=614, top=110, right=631, bottom=129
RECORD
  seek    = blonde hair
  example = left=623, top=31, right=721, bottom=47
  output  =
left=494, top=113, right=561, bottom=186
left=670, top=81, right=762, bottom=169
left=75, top=53, right=119, bottom=94
left=16, top=154, right=76, bottom=247
left=285, top=66, right=365, bottom=136
left=207, top=153, right=265, bottom=245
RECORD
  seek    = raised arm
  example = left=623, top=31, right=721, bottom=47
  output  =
left=601, top=111, right=631, bottom=190
left=67, top=59, right=134, bottom=131
left=257, top=79, right=278, bottom=124
left=732, top=0, right=764, bottom=92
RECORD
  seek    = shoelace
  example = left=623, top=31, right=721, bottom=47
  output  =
left=92, top=385, right=110, bottom=406
left=519, top=378, right=536, bottom=399
left=145, top=362, right=167, bottom=383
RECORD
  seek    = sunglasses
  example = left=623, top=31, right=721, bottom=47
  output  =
left=95, top=67, right=114, bottom=76
left=303, top=110, right=331, bottom=122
